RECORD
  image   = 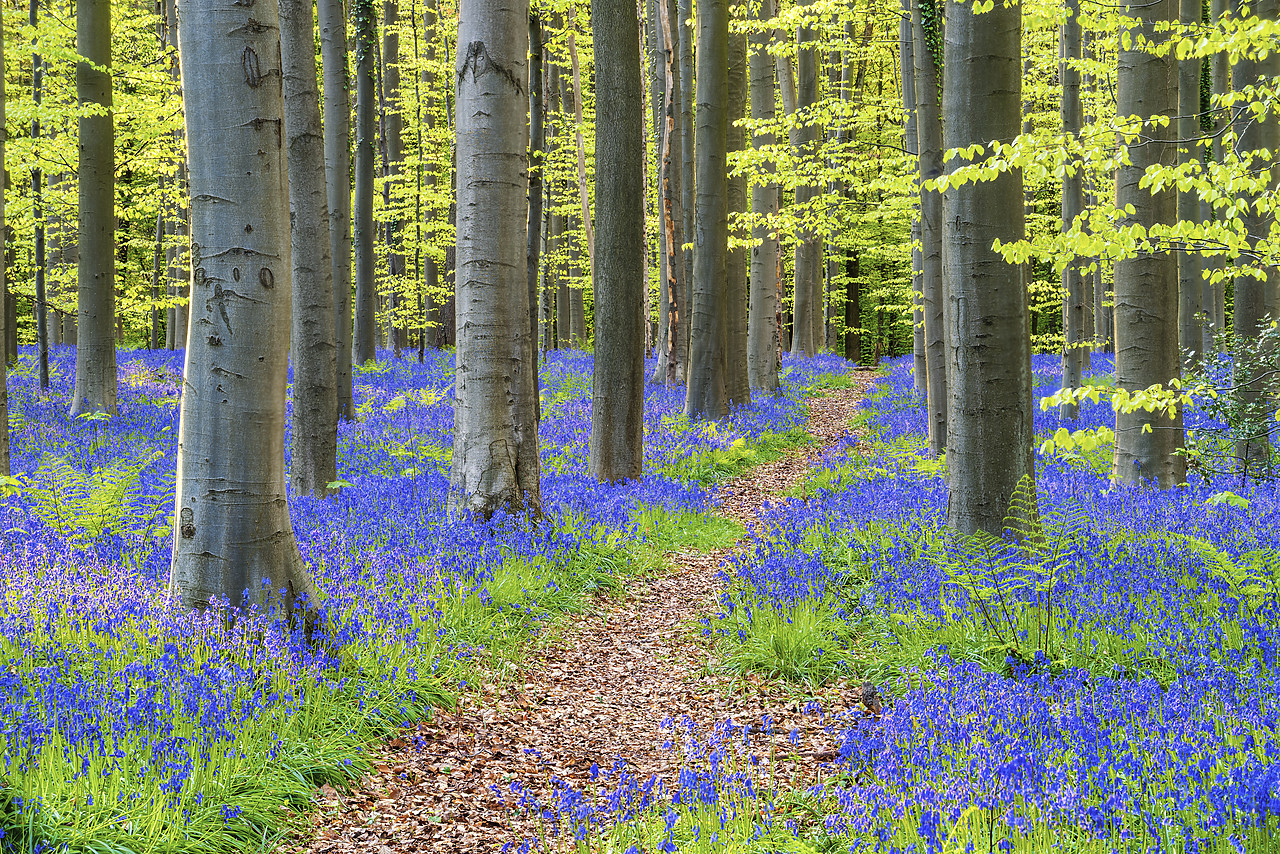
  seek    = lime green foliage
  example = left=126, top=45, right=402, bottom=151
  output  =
left=661, top=428, right=813, bottom=486
left=790, top=435, right=943, bottom=498
left=25, top=450, right=169, bottom=545
left=711, top=596, right=856, bottom=685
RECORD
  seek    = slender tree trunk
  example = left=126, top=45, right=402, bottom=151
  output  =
left=685, top=0, right=729, bottom=420
left=170, top=0, right=319, bottom=613
left=72, top=0, right=116, bottom=416
left=912, top=0, right=946, bottom=455
left=353, top=0, right=378, bottom=365
left=648, top=0, right=671, bottom=382
left=150, top=204, right=163, bottom=350
left=31, top=0, right=49, bottom=389
left=942, top=0, right=1034, bottom=536
left=0, top=23, right=10, bottom=474
left=1060, top=0, right=1087, bottom=419
left=1112, top=0, right=1185, bottom=487
left=1178, top=0, right=1204, bottom=362
left=725, top=2, right=750, bottom=407
left=677, top=0, right=695, bottom=359
left=383, top=0, right=405, bottom=355
left=568, top=26, right=595, bottom=276
left=320, top=0, right=354, bottom=414
left=1231, top=0, right=1277, bottom=478
left=1210, top=0, right=1232, bottom=350
left=902, top=5, right=925, bottom=390
left=656, top=0, right=687, bottom=383
left=747, top=0, right=779, bottom=392
left=449, top=0, right=542, bottom=518
left=528, top=13, right=545, bottom=406
left=590, top=0, right=646, bottom=480
left=790, top=3, right=819, bottom=356
left=281, top=0, right=339, bottom=497
left=844, top=251, right=860, bottom=361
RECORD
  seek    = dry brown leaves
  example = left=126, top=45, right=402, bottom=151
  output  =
left=282, top=374, right=879, bottom=854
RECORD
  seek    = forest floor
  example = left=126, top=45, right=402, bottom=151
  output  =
left=287, top=377, right=878, bottom=854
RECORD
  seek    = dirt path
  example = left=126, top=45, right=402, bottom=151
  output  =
left=290, top=377, right=876, bottom=854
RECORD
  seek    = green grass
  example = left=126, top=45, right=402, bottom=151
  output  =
left=661, top=428, right=814, bottom=485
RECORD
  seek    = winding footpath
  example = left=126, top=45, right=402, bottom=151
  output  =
left=287, top=377, right=877, bottom=854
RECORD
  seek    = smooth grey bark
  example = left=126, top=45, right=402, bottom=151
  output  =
left=528, top=13, right=545, bottom=394
left=654, top=0, right=687, bottom=384
left=725, top=5, right=750, bottom=408
left=1112, top=0, right=1185, bottom=488
left=747, top=0, right=779, bottom=392
left=448, top=0, right=542, bottom=518
left=790, top=1, right=820, bottom=356
left=162, top=0, right=188, bottom=354
left=1231, top=0, right=1278, bottom=477
left=589, top=0, right=646, bottom=481
left=31, top=0, right=48, bottom=389
left=677, top=0, right=695, bottom=350
left=685, top=0, right=729, bottom=420
left=1178, top=0, right=1205, bottom=362
left=1210, top=0, right=1233, bottom=350
left=383, top=0, right=405, bottom=354
left=1060, top=0, right=1087, bottom=420
left=320, top=0, right=354, bottom=415
left=941, top=0, right=1034, bottom=536
left=568, top=27, right=595, bottom=278
left=170, top=0, right=319, bottom=613
left=902, top=3, right=924, bottom=391
left=0, top=23, right=10, bottom=473
left=551, top=57, right=570, bottom=348
left=352, top=0, right=378, bottom=365
left=1084, top=31, right=1113, bottom=355
left=423, top=0, right=444, bottom=352
left=912, top=0, right=946, bottom=455
left=281, top=0, right=339, bottom=498
left=71, top=0, right=116, bottom=416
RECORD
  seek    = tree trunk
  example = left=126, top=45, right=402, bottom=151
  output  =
left=685, top=0, right=728, bottom=420
left=1060, top=0, right=1087, bottom=419
left=449, top=0, right=542, bottom=518
left=1210, top=0, right=1231, bottom=351
left=912, top=0, right=946, bottom=456
left=942, top=0, right=1034, bottom=536
left=1112, top=0, right=1185, bottom=487
left=589, top=0, right=646, bottom=480
left=170, top=0, right=319, bottom=613
left=320, top=0, right=354, bottom=415
left=31, top=0, right=49, bottom=389
left=655, top=0, right=687, bottom=383
left=1178, top=0, right=1205, bottom=362
left=281, top=0, right=339, bottom=498
left=528, top=13, right=544, bottom=403
left=1230, top=0, right=1277, bottom=478
left=844, top=251, right=860, bottom=361
left=902, top=4, right=924, bottom=390
left=747, top=0, right=779, bottom=392
left=568, top=26, right=595, bottom=277
left=352, top=0, right=378, bottom=365
left=677, top=0, right=695, bottom=357
left=725, top=1, right=750, bottom=407
left=648, top=0, right=671, bottom=382
left=790, top=2, right=820, bottom=356
left=71, top=0, right=116, bottom=416
left=383, top=0, right=405, bottom=355
left=0, top=21, right=10, bottom=474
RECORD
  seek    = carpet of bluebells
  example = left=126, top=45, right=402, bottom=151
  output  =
left=0, top=346, right=838, bottom=853
left=522, top=355, right=1280, bottom=854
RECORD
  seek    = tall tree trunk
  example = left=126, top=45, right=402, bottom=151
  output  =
left=352, top=0, right=378, bottom=365
left=942, top=0, right=1034, bottom=536
left=568, top=26, right=595, bottom=277
left=685, top=0, right=729, bottom=420
left=648, top=0, right=671, bottom=382
left=150, top=204, right=163, bottom=350
left=0, top=22, right=10, bottom=474
left=844, top=251, right=860, bottom=361
left=320, top=0, right=354, bottom=414
left=1060, top=0, right=1087, bottom=419
left=528, top=13, right=544, bottom=402
left=383, top=0, right=405, bottom=355
left=31, top=0, right=49, bottom=389
left=72, top=0, right=116, bottom=415
left=170, top=0, right=319, bottom=613
left=912, top=0, right=946, bottom=455
left=655, top=0, right=687, bottom=383
left=747, top=0, right=779, bottom=392
left=901, top=5, right=925, bottom=390
left=1231, top=0, right=1277, bottom=478
left=590, top=0, right=646, bottom=480
left=1210, top=0, right=1232, bottom=351
left=449, top=0, right=542, bottom=518
left=790, top=2, right=820, bottom=356
left=725, top=2, right=750, bottom=407
left=281, top=0, right=339, bottom=497
left=1178, top=0, right=1204, bottom=362
left=677, top=0, right=695, bottom=358
left=1112, top=0, right=1185, bottom=487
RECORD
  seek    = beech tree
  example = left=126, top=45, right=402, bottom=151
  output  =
left=589, top=0, right=646, bottom=481
left=448, top=0, right=542, bottom=517
left=941, top=0, right=1034, bottom=535
left=747, top=0, right=779, bottom=392
left=71, top=0, right=117, bottom=416
left=1059, top=0, right=1086, bottom=420
left=320, top=0, right=355, bottom=416
left=352, top=0, right=378, bottom=365
left=169, top=0, right=319, bottom=612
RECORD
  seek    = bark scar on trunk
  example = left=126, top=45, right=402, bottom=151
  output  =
left=458, top=40, right=523, bottom=94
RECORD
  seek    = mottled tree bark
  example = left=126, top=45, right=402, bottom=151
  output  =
left=912, top=0, right=946, bottom=454
left=685, top=0, right=729, bottom=420
left=725, top=3, right=750, bottom=408
left=942, top=0, right=1034, bottom=535
left=590, top=0, right=646, bottom=480
left=1112, top=0, right=1185, bottom=487
left=528, top=13, right=544, bottom=397
left=71, top=0, right=117, bottom=416
left=1060, top=0, right=1087, bottom=419
left=281, top=0, right=339, bottom=497
left=654, top=0, right=687, bottom=383
left=320, top=0, right=354, bottom=414
left=677, top=0, right=695, bottom=354
left=448, top=0, right=542, bottom=518
left=1210, top=0, right=1233, bottom=350
left=383, top=0, right=405, bottom=355
left=901, top=4, right=925, bottom=390
left=31, top=0, right=48, bottom=389
left=568, top=27, right=595, bottom=277
left=0, top=23, right=10, bottom=473
left=352, top=0, right=378, bottom=365
left=1178, top=0, right=1205, bottom=362
left=790, top=1, right=820, bottom=356
left=747, top=0, right=779, bottom=392
left=170, top=0, right=319, bottom=613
